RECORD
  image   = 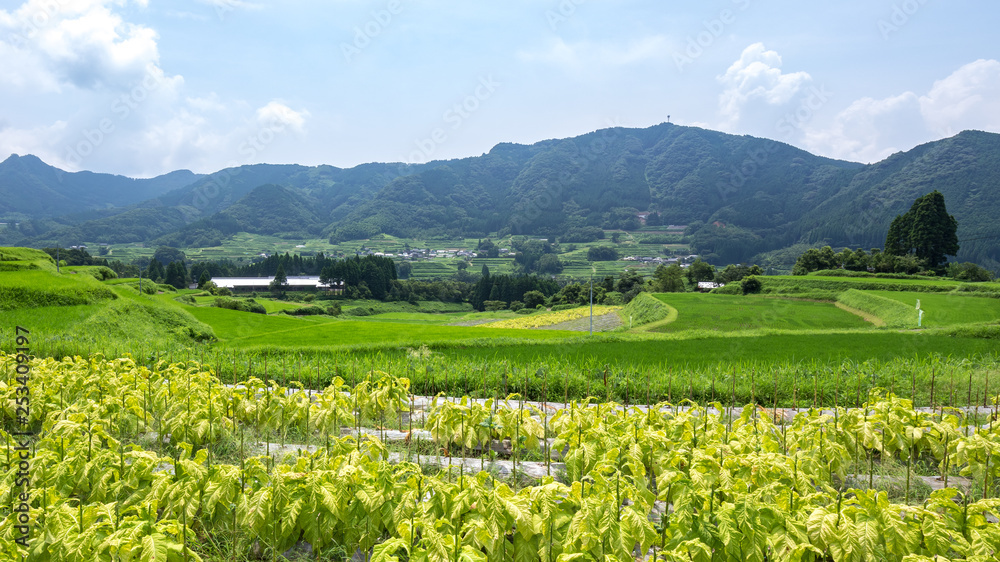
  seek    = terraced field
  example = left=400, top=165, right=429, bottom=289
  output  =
left=650, top=293, right=871, bottom=332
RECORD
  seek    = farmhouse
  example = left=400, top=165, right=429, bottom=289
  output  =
left=697, top=282, right=724, bottom=292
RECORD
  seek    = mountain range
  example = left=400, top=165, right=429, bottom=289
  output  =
left=2, top=124, right=999, bottom=271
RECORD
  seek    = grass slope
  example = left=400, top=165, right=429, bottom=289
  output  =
left=0, top=269, right=117, bottom=310
left=836, top=289, right=918, bottom=329
left=3, top=284, right=215, bottom=354
left=865, top=290, right=1000, bottom=327
left=623, top=292, right=675, bottom=329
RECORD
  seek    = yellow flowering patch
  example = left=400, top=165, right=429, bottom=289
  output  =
left=480, top=306, right=621, bottom=329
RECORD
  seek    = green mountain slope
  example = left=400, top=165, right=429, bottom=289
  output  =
left=0, top=154, right=202, bottom=218
left=328, top=124, right=863, bottom=248
left=155, top=183, right=326, bottom=246
left=24, top=162, right=412, bottom=246
left=6, top=125, right=1000, bottom=270
left=790, top=131, right=1000, bottom=270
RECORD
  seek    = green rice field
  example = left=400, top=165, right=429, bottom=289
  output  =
left=650, top=293, right=871, bottom=332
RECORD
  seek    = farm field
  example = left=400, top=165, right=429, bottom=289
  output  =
left=5, top=246, right=1000, bottom=559
left=763, top=274, right=1000, bottom=294
left=865, top=290, right=1000, bottom=327
left=479, top=306, right=621, bottom=329
left=182, top=305, right=578, bottom=348
left=190, top=295, right=305, bottom=313
left=99, top=232, right=688, bottom=282
left=650, top=293, right=872, bottom=332
left=437, top=331, right=1000, bottom=375
left=3, top=352, right=1000, bottom=561
left=4, top=247, right=1000, bottom=406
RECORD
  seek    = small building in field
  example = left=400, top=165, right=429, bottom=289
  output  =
left=697, top=282, right=724, bottom=293
left=210, top=276, right=341, bottom=293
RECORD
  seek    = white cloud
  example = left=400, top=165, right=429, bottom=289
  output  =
left=256, top=101, right=309, bottom=133
left=0, top=0, right=168, bottom=92
left=716, top=43, right=812, bottom=127
left=802, top=93, right=922, bottom=162
left=0, top=1, right=312, bottom=176
left=919, top=59, right=1000, bottom=137
left=802, top=60, right=1000, bottom=162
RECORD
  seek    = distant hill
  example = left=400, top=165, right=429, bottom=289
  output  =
left=787, top=130, right=1000, bottom=271
left=12, top=162, right=414, bottom=247
left=326, top=124, right=864, bottom=246
left=0, top=153, right=202, bottom=218
left=3, top=125, right=1000, bottom=270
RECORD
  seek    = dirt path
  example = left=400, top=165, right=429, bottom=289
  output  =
left=835, top=302, right=886, bottom=326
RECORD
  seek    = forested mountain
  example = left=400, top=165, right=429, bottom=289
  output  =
left=155, top=184, right=326, bottom=246
left=787, top=131, right=1000, bottom=271
left=0, top=153, right=201, bottom=218
left=9, top=162, right=413, bottom=246
left=2, top=125, right=1000, bottom=269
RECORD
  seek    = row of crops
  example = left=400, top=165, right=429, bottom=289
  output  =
left=20, top=336, right=1000, bottom=409
left=2, top=352, right=1000, bottom=560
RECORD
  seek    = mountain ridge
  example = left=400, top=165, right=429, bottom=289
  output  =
left=0, top=153, right=203, bottom=219
left=2, top=125, right=998, bottom=270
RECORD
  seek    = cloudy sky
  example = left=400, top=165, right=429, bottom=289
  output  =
left=0, top=0, right=998, bottom=177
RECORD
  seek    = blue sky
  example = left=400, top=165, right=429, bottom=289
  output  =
left=1, top=0, right=998, bottom=177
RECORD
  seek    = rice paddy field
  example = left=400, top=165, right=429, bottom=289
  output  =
left=649, top=293, right=870, bottom=332
left=3, top=245, right=1000, bottom=406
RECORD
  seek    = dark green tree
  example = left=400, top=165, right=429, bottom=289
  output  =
left=587, top=246, right=618, bottom=261
left=684, top=259, right=716, bottom=283
left=536, top=254, right=563, bottom=274
left=948, top=262, right=994, bottom=282
left=651, top=264, right=685, bottom=292
left=269, top=264, right=288, bottom=293
left=164, top=261, right=188, bottom=289
left=615, top=269, right=646, bottom=294
left=741, top=276, right=762, bottom=294
left=885, top=191, right=959, bottom=270
left=885, top=215, right=909, bottom=256
left=523, top=290, right=546, bottom=308
left=397, top=261, right=412, bottom=280
left=153, top=246, right=186, bottom=266
left=146, top=258, right=165, bottom=283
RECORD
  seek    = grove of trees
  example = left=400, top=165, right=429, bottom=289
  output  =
left=885, top=190, right=959, bottom=270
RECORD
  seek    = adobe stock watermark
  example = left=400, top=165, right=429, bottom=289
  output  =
left=341, top=0, right=408, bottom=63
left=407, top=75, right=500, bottom=164
left=7, top=0, right=69, bottom=50
left=673, top=0, right=752, bottom=72
left=510, top=119, right=621, bottom=232
left=775, top=85, right=832, bottom=139
left=212, top=0, right=261, bottom=22
left=62, top=64, right=167, bottom=170
left=878, top=0, right=931, bottom=40
left=716, top=85, right=831, bottom=203
left=844, top=198, right=897, bottom=248
left=191, top=114, right=300, bottom=211
left=546, top=0, right=586, bottom=31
